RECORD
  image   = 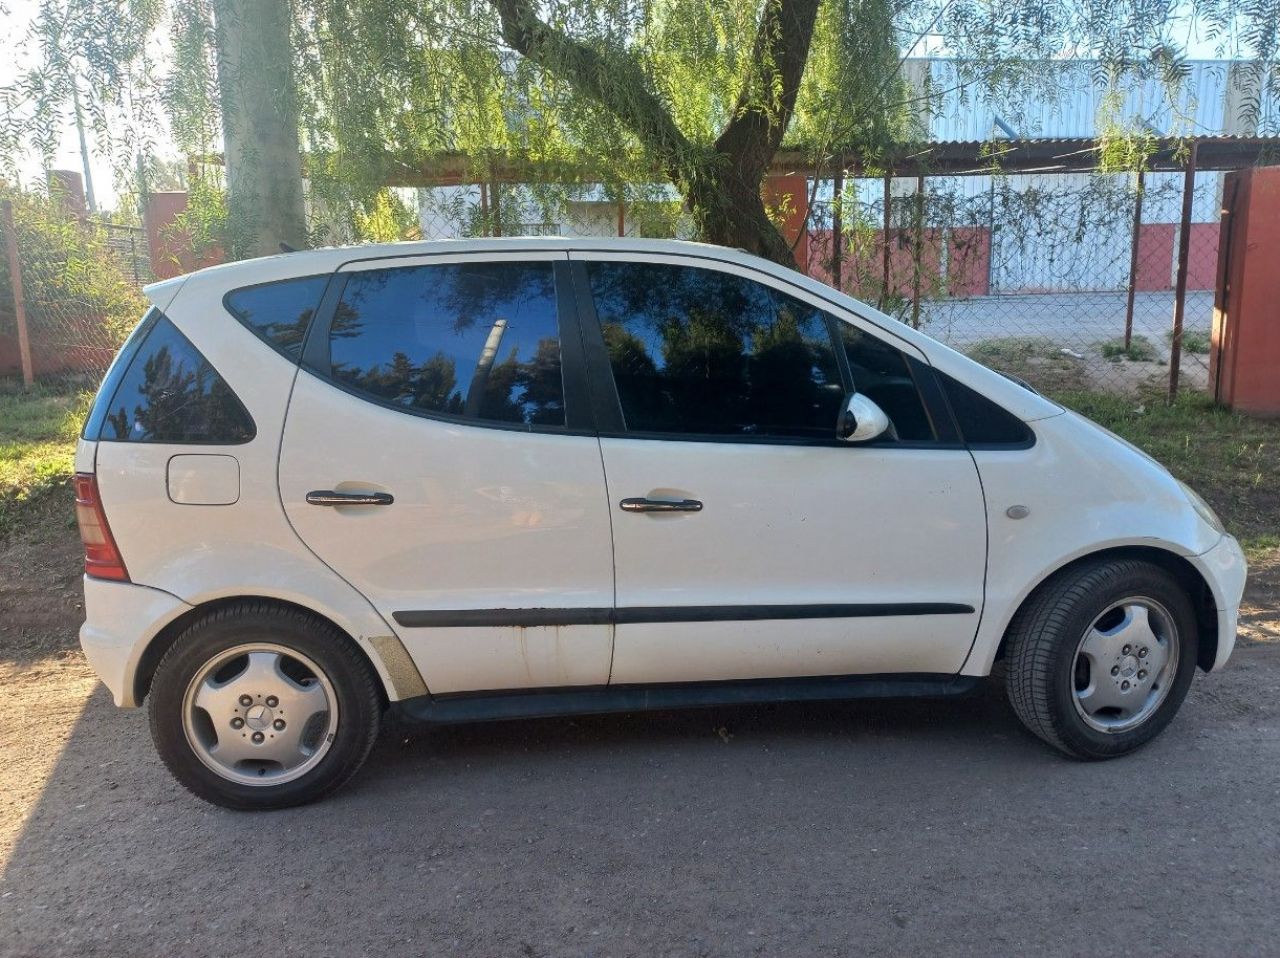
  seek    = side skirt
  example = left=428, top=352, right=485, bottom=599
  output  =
left=393, top=673, right=978, bottom=725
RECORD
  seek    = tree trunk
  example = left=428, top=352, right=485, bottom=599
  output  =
left=490, top=0, right=818, bottom=272
left=681, top=167, right=797, bottom=267
left=213, top=0, right=307, bottom=258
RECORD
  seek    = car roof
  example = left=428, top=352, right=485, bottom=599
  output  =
left=145, top=237, right=759, bottom=294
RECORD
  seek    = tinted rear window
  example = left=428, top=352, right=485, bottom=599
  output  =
left=225, top=276, right=328, bottom=358
left=92, top=314, right=255, bottom=444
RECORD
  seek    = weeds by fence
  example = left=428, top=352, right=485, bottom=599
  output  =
left=0, top=191, right=146, bottom=386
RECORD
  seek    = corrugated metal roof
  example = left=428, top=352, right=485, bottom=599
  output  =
left=918, top=59, right=1252, bottom=140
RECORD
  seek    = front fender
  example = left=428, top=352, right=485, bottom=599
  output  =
left=961, top=411, right=1225, bottom=677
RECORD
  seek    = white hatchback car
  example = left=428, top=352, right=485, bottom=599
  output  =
left=75, top=238, right=1246, bottom=809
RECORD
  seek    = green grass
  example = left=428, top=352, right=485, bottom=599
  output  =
left=1168, top=328, right=1212, bottom=355
left=1054, top=389, right=1280, bottom=554
left=965, top=336, right=1087, bottom=394
left=1100, top=335, right=1158, bottom=362
left=0, top=383, right=93, bottom=535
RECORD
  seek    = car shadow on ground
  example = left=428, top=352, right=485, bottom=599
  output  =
left=4, top=657, right=1278, bottom=958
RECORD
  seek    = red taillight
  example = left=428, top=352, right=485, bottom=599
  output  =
left=73, top=473, right=129, bottom=581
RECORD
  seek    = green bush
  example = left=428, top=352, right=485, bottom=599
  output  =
left=0, top=185, right=145, bottom=350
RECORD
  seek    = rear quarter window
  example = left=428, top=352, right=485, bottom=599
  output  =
left=88, top=312, right=255, bottom=444
left=224, top=275, right=329, bottom=358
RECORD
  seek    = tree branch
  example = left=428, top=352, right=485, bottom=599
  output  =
left=713, top=0, right=823, bottom=181
left=489, top=0, right=693, bottom=176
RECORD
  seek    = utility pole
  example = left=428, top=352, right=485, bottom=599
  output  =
left=71, top=81, right=97, bottom=215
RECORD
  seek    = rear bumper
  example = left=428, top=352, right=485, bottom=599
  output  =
left=1190, top=533, right=1248, bottom=672
left=79, top=576, right=193, bottom=707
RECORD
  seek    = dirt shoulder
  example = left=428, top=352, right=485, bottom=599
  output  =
left=3, top=489, right=1278, bottom=869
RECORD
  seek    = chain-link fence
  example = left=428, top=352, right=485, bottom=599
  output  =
left=807, top=169, right=1223, bottom=396
left=2, top=160, right=1237, bottom=398
left=418, top=181, right=699, bottom=244
left=416, top=165, right=1234, bottom=398
left=0, top=194, right=147, bottom=387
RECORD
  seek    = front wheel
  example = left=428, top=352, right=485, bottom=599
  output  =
left=1005, top=558, right=1199, bottom=759
left=148, top=602, right=382, bottom=809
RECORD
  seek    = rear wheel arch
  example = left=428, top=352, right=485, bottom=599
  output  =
left=993, top=545, right=1219, bottom=673
left=134, top=596, right=392, bottom=708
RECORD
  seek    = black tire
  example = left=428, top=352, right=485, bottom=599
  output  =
left=1005, top=558, right=1199, bottom=760
left=148, top=601, right=382, bottom=810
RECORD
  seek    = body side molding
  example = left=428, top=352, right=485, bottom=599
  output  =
left=392, top=603, right=976, bottom=628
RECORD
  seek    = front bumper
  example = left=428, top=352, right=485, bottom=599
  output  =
left=79, top=576, right=193, bottom=707
left=1191, top=533, right=1248, bottom=672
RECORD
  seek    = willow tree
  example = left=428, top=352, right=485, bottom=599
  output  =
left=292, top=0, right=908, bottom=266
left=4, top=0, right=1280, bottom=266
left=212, top=0, right=307, bottom=255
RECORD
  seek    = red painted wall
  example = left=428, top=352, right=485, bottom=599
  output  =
left=762, top=175, right=810, bottom=270
left=144, top=191, right=224, bottom=280
left=1187, top=223, right=1221, bottom=290
left=1134, top=223, right=1219, bottom=292
left=1135, top=224, right=1175, bottom=290
left=807, top=227, right=991, bottom=298
left=0, top=320, right=115, bottom=377
left=1212, top=166, right=1280, bottom=416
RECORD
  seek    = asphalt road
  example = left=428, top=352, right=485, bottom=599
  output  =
left=2, top=644, right=1278, bottom=958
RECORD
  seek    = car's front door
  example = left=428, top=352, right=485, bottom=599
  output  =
left=278, top=252, right=615, bottom=694
left=570, top=252, right=987, bottom=685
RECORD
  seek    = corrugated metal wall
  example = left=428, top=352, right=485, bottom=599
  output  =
left=921, top=59, right=1238, bottom=140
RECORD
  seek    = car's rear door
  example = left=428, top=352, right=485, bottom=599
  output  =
left=277, top=251, right=615, bottom=694
left=569, top=251, right=988, bottom=685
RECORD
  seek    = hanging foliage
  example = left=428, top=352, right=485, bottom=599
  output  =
left=2, top=0, right=1278, bottom=263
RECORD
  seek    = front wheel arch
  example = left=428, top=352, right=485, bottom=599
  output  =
left=993, top=546, right=1219, bottom=673
left=134, top=596, right=391, bottom=710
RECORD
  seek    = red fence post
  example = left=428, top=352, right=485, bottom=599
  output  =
left=1123, top=167, right=1145, bottom=349
left=1, top=200, right=34, bottom=387
left=830, top=169, right=844, bottom=292
left=1169, top=143, right=1198, bottom=402
left=880, top=175, right=891, bottom=309
left=910, top=175, right=925, bottom=329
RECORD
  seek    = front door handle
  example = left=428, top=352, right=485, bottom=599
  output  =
left=619, top=497, right=703, bottom=514
left=306, top=490, right=394, bottom=506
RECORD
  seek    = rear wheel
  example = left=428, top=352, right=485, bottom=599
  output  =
left=148, top=602, right=381, bottom=809
left=1005, top=558, right=1199, bottom=759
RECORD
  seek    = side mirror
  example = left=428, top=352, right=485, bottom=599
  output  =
left=839, top=393, right=890, bottom=443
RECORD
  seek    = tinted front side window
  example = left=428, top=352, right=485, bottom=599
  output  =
left=225, top=276, right=328, bottom=358
left=586, top=262, right=842, bottom=438
left=329, top=262, right=565, bottom=427
left=97, top=315, right=255, bottom=443
left=839, top=326, right=935, bottom=441
left=939, top=372, right=1033, bottom=446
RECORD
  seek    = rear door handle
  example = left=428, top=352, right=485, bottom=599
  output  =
left=306, top=490, right=394, bottom=506
left=619, top=497, right=703, bottom=513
